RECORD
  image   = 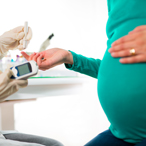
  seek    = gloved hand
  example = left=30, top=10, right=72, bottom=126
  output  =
left=0, top=67, right=28, bottom=102
left=0, top=26, right=32, bottom=58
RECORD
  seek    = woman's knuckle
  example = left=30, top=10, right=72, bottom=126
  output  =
left=127, top=57, right=133, bottom=63
left=118, top=44, right=124, bottom=49
left=134, top=57, right=139, bottom=62
left=135, top=26, right=141, bottom=30
left=136, top=40, right=144, bottom=46
left=140, top=55, right=145, bottom=61
left=120, top=37, right=125, bottom=43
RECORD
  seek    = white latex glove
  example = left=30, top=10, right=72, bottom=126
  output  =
left=0, top=67, right=28, bottom=102
left=0, top=26, right=32, bottom=59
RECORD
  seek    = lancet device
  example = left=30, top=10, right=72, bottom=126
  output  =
left=23, top=21, right=28, bottom=49
left=10, top=60, right=38, bottom=80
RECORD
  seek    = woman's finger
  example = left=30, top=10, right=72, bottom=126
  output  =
left=111, top=49, right=134, bottom=58
left=129, top=25, right=146, bottom=34
left=32, top=53, right=40, bottom=62
left=110, top=46, right=146, bottom=58
left=29, top=52, right=36, bottom=61
left=36, top=54, right=49, bottom=71
left=21, top=51, right=30, bottom=60
left=37, top=54, right=44, bottom=67
left=109, top=41, right=135, bottom=52
left=111, top=32, right=142, bottom=47
left=119, top=54, right=146, bottom=64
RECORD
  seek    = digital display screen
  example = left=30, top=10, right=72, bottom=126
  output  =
left=17, top=64, right=31, bottom=76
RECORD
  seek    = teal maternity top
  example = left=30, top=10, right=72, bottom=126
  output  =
left=65, top=0, right=146, bottom=144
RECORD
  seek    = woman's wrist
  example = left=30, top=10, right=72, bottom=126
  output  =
left=65, top=50, right=73, bottom=65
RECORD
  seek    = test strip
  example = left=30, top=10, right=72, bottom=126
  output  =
left=42, top=59, right=46, bottom=62
left=23, top=21, right=28, bottom=49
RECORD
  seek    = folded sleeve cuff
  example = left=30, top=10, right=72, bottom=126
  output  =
left=64, top=50, right=77, bottom=70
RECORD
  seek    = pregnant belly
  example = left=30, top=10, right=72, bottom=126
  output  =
left=97, top=49, right=146, bottom=139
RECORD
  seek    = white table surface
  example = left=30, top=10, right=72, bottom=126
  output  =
left=6, top=77, right=90, bottom=100
left=0, top=76, right=91, bottom=130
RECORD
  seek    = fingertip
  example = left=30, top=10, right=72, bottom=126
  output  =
left=12, top=26, right=24, bottom=33
left=17, top=32, right=25, bottom=40
left=18, top=45, right=25, bottom=51
left=119, top=59, right=125, bottom=64
left=21, top=51, right=25, bottom=54
left=129, top=31, right=135, bottom=34
left=19, top=39, right=23, bottom=45
left=119, top=59, right=122, bottom=63
left=108, top=48, right=112, bottom=53
left=111, top=42, right=115, bottom=46
left=21, top=51, right=29, bottom=60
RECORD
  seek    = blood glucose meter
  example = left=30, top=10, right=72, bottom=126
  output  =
left=10, top=60, right=38, bottom=80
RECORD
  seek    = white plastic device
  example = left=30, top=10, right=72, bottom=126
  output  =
left=23, top=21, right=28, bottom=49
left=10, top=60, right=38, bottom=80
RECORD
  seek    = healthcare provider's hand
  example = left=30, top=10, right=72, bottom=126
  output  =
left=21, top=48, right=73, bottom=71
left=108, top=25, right=146, bottom=64
left=0, top=26, right=32, bottom=58
left=0, top=67, right=28, bottom=102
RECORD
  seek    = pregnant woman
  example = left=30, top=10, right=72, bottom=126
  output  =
left=22, top=0, right=146, bottom=145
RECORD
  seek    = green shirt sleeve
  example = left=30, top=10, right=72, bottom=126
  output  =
left=64, top=51, right=101, bottom=79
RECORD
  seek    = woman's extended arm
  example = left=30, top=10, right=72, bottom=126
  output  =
left=21, top=48, right=101, bottom=79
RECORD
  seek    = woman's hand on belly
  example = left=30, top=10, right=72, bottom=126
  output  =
left=108, top=25, right=146, bottom=64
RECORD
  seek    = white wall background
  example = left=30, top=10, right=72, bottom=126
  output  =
left=0, top=0, right=110, bottom=146
left=0, top=0, right=107, bottom=59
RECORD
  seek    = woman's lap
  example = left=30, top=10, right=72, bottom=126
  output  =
left=84, top=130, right=134, bottom=146
left=4, top=130, right=146, bottom=146
left=135, top=138, right=146, bottom=146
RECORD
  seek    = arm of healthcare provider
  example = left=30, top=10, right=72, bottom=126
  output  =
left=0, top=26, right=32, bottom=102
left=0, top=26, right=32, bottom=59
left=0, top=68, right=27, bottom=102
left=109, top=25, right=146, bottom=64
left=21, top=48, right=101, bottom=79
